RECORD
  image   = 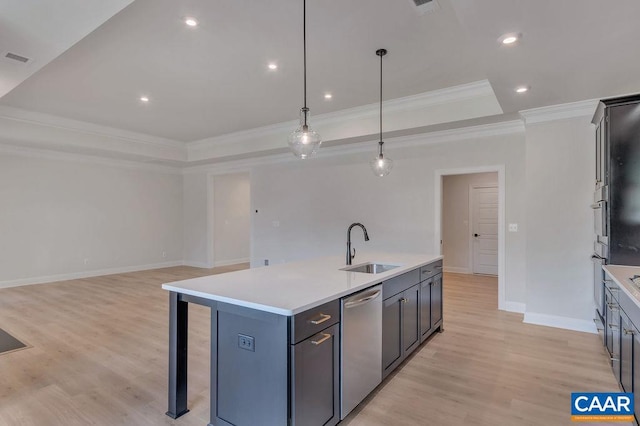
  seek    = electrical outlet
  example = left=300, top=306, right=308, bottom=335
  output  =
left=238, top=334, right=255, bottom=352
left=508, top=223, right=518, bottom=232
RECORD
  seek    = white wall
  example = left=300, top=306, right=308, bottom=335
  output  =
left=442, top=172, right=498, bottom=273
left=250, top=131, right=527, bottom=306
left=183, top=172, right=209, bottom=268
left=213, top=173, right=250, bottom=266
left=0, top=153, right=183, bottom=287
left=523, top=115, right=595, bottom=331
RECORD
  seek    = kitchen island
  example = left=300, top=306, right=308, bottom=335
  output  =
left=163, top=252, right=443, bottom=426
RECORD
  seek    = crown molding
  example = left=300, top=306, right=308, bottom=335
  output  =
left=0, top=143, right=182, bottom=174
left=183, top=118, right=523, bottom=174
left=0, top=105, right=185, bottom=148
left=519, top=99, right=599, bottom=124
left=187, top=80, right=496, bottom=150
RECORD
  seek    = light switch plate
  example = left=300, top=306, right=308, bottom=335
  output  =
left=508, top=223, right=518, bottom=232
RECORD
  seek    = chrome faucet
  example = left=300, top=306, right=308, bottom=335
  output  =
left=346, top=223, right=370, bottom=265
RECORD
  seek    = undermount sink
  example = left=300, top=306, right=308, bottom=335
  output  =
left=341, top=263, right=399, bottom=274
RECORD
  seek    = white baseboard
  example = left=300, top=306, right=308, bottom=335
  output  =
left=213, top=257, right=250, bottom=267
left=443, top=266, right=470, bottom=274
left=504, top=301, right=526, bottom=313
left=523, top=312, right=597, bottom=334
left=0, top=260, right=183, bottom=289
left=182, top=261, right=212, bottom=269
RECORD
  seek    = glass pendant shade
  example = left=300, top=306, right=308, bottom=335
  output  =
left=288, top=108, right=321, bottom=159
left=370, top=152, right=393, bottom=177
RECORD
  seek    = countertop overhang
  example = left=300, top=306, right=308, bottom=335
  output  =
left=603, top=264, right=640, bottom=310
left=162, top=253, right=443, bottom=316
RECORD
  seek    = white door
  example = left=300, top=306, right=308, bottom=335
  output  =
left=471, top=186, right=498, bottom=275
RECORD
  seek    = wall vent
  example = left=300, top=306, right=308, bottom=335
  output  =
left=410, top=0, right=440, bottom=15
left=5, top=52, right=30, bottom=63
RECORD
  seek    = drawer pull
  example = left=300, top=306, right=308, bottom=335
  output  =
left=309, top=313, right=331, bottom=325
left=400, top=298, right=407, bottom=303
left=624, top=328, right=635, bottom=335
left=608, top=324, right=619, bottom=329
left=311, top=333, right=332, bottom=346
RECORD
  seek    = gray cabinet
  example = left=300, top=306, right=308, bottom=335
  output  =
left=419, top=278, right=432, bottom=341
left=382, top=261, right=444, bottom=379
left=420, top=272, right=443, bottom=343
left=403, top=284, right=420, bottom=355
left=291, top=323, right=340, bottom=426
left=382, top=284, right=420, bottom=379
left=431, top=274, right=443, bottom=327
left=382, top=292, right=403, bottom=378
left=620, top=311, right=633, bottom=393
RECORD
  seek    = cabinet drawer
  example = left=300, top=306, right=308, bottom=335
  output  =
left=382, top=269, right=420, bottom=299
left=420, top=260, right=443, bottom=281
left=291, top=300, right=340, bottom=344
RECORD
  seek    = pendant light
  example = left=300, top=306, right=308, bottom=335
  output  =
left=288, top=0, right=321, bottom=159
left=370, top=48, right=393, bottom=177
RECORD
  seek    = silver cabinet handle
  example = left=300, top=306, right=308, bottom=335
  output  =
left=624, top=328, right=635, bottom=335
left=309, top=313, right=331, bottom=325
left=611, top=356, right=620, bottom=362
left=344, top=290, right=382, bottom=308
left=400, top=298, right=407, bottom=303
left=608, top=324, right=619, bottom=329
left=311, top=333, right=332, bottom=346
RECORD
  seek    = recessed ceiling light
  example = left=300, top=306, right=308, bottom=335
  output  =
left=185, top=17, right=198, bottom=27
left=499, top=33, right=521, bottom=45
left=324, top=93, right=332, bottom=100
left=140, top=96, right=150, bottom=102
left=268, top=63, right=278, bottom=70
left=515, top=86, right=529, bottom=93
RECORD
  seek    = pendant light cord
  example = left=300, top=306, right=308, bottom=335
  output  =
left=303, top=0, right=308, bottom=127
left=379, top=49, right=383, bottom=144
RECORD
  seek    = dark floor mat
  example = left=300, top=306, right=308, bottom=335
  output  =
left=0, top=328, right=26, bottom=354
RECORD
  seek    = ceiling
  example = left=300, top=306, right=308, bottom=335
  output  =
left=1, top=0, right=639, bottom=148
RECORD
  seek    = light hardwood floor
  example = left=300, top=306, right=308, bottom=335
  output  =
left=0, top=268, right=621, bottom=425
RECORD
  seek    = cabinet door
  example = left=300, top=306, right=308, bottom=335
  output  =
left=402, top=284, right=420, bottom=356
left=620, top=312, right=633, bottom=393
left=382, top=293, right=403, bottom=378
left=291, top=324, right=340, bottom=426
left=420, top=278, right=432, bottom=342
left=431, top=274, right=443, bottom=327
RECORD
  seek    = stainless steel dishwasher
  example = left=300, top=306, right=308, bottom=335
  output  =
left=340, top=284, right=382, bottom=419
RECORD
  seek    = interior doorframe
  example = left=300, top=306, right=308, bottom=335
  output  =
left=434, top=165, right=506, bottom=310
left=468, top=183, right=499, bottom=275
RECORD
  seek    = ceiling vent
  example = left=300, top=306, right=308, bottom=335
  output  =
left=5, top=52, right=30, bottom=63
left=410, top=0, right=440, bottom=15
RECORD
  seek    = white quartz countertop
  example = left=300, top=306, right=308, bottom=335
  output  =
left=603, top=265, right=640, bottom=309
left=162, top=253, right=442, bottom=316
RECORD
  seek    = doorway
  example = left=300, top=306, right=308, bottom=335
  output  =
left=435, top=166, right=505, bottom=310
